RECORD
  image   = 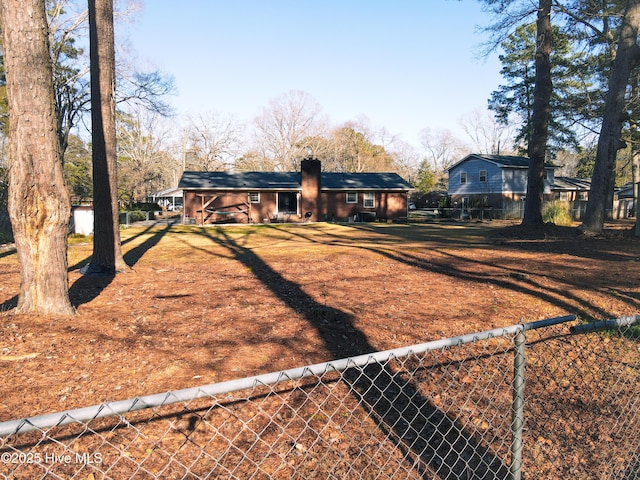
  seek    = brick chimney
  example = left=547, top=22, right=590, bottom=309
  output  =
left=300, top=158, right=322, bottom=221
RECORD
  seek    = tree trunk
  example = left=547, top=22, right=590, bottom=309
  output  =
left=522, top=0, right=553, bottom=226
left=582, top=0, right=640, bottom=233
left=634, top=150, right=640, bottom=236
left=86, top=0, right=128, bottom=273
left=1, top=0, right=74, bottom=315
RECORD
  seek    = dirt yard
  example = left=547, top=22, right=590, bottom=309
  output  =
left=0, top=219, right=638, bottom=422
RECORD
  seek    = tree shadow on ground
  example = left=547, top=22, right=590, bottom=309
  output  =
left=373, top=247, right=627, bottom=321
left=488, top=223, right=639, bottom=262
left=122, top=222, right=173, bottom=267
left=0, top=295, right=17, bottom=312
left=68, top=223, right=173, bottom=308
left=279, top=223, right=639, bottom=321
left=351, top=221, right=639, bottom=263
left=0, top=247, right=16, bottom=260
left=196, top=227, right=511, bottom=480
left=1, top=224, right=173, bottom=311
left=68, top=222, right=174, bottom=272
left=0, top=248, right=17, bottom=309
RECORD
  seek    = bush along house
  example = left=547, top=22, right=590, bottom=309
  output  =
left=178, top=158, right=413, bottom=225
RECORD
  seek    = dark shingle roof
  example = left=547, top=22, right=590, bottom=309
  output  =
left=179, top=171, right=300, bottom=190
left=322, top=172, right=412, bottom=190
left=617, top=183, right=634, bottom=198
left=472, top=154, right=531, bottom=167
left=448, top=154, right=557, bottom=171
left=178, top=171, right=412, bottom=191
left=553, top=177, right=591, bottom=191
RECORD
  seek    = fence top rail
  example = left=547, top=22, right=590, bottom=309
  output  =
left=569, top=315, right=639, bottom=334
left=0, top=314, right=576, bottom=438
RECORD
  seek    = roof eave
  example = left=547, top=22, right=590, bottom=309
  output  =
left=184, top=187, right=301, bottom=191
left=321, top=187, right=410, bottom=191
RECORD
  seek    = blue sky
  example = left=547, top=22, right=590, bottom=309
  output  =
left=124, top=1, right=503, bottom=150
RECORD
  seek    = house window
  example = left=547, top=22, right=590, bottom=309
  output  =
left=479, top=170, right=487, bottom=182
left=578, top=191, right=587, bottom=201
left=277, top=192, right=297, bottom=213
left=460, top=171, right=467, bottom=184
left=248, top=192, right=260, bottom=203
left=346, top=192, right=357, bottom=203
left=363, top=192, right=375, bottom=208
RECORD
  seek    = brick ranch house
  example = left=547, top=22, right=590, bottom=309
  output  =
left=178, top=158, right=413, bottom=224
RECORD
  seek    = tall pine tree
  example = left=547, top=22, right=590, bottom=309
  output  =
left=1, top=0, right=74, bottom=314
left=84, top=0, right=128, bottom=274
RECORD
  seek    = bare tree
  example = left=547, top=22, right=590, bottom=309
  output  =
left=253, top=90, right=324, bottom=171
left=184, top=111, right=243, bottom=171
left=328, top=120, right=395, bottom=173
left=1, top=0, right=74, bottom=314
left=387, top=138, right=421, bottom=186
left=85, top=0, right=127, bottom=274
left=420, top=127, right=471, bottom=189
left=117, top=108, right=179, bottom=204
left=44, top=0, right=174, bottom=159
left=459, top=108, right=517, bottom=155
left=47, top=0, right=90, bottom=156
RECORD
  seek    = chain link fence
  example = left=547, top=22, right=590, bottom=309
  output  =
left=0, top=314, right=638, bottom=479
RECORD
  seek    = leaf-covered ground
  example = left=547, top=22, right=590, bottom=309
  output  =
left=0, top=220, right=638, bottom=478
left=1, top=220, right=638, bottom=420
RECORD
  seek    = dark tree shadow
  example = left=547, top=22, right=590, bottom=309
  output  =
left=122, top=223, right=172, bottom=267
left=0, top=247, right=17, bottom=309
left=69, top=223, right=172, bottom=307
left=197, top=227, right=511, bottom=479
left=68, top=275, right=114, bottom=308
left=0, top=295, right=17, bottom=311
left=277, top=223, right=640, bottom=321
left=0, top=247, right=16, bottom=259
left=69, top=222, right=173, bottom=272
left=1, top=224, right=173, bottom=311
left=371, top=247, right=626, bottom=321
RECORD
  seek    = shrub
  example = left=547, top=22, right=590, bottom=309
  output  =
left=130, top=202, right=160, bottom=212
left=0, top=214, right=13, bottom=244
left=127, top=210, right=147, bottom=222
left=0, top=230, right=13, bottom=245
left=542, top=201, right=573, bottom=226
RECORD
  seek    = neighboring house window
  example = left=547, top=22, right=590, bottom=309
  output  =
left=248, top=192, right=260, bottom=203
left=363, top=192, right=375, bottom=208
left=460, top=171, right=467, bottom=184
left=479, top=170, right=487, bottom=182
left=578, top=191, right=587, bottom=201
left=346, top=192, right=357, bottom=203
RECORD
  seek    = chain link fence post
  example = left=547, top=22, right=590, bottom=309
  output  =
left=510, top=330, right=526, bottom=480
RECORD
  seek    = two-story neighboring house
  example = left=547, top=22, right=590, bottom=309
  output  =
left=447, top=154, right=557, bottom=212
